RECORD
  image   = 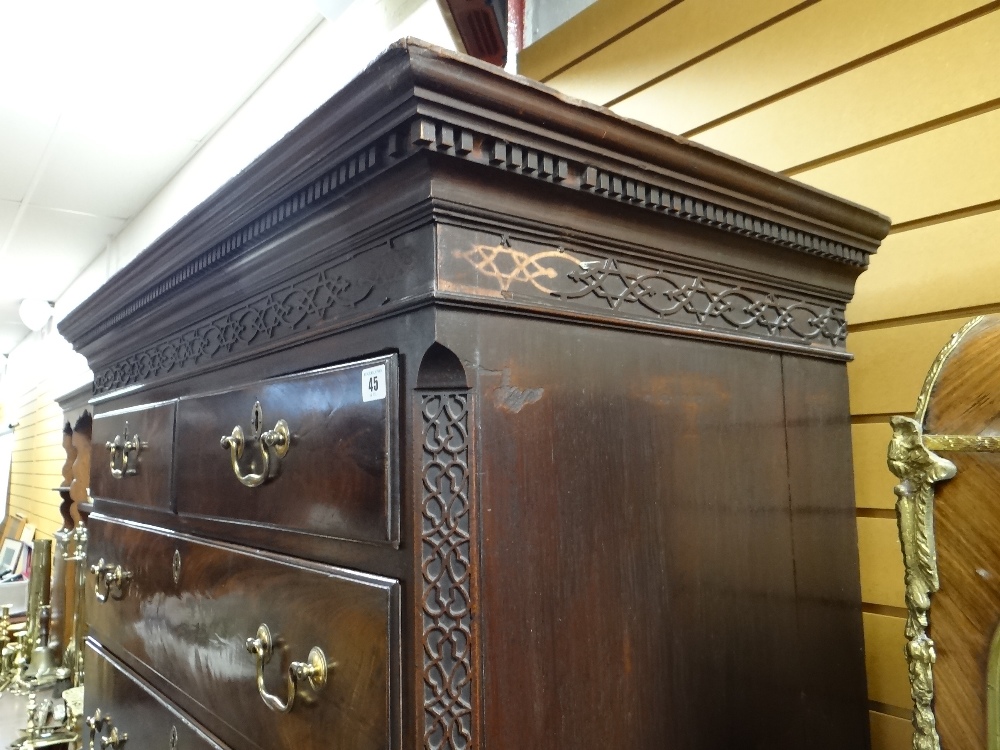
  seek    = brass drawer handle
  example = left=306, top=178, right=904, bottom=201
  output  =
left=105, top=420, right=145, bottom=479
left=89, top=558, right=133, bottom=603
left=85, top=709, right=128, bottom=748
left=245, top=623, right=328, bottom=713
left=219, top=401, right=290, bottom=488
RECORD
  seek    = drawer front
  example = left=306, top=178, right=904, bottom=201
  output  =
left=91, top=400, right=176, bottom=510
left=87, top=516, right=399, bottom=750
left=84, top=639, right=228, bottom=750
left=174, top=355, right=397, bottom=545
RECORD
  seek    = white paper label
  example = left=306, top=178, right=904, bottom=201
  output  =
left=362, top=364, right=387, bottom=402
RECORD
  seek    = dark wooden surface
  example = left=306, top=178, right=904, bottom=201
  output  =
left=87, top=515, right=399, bottom=750
left=781, top=355, right=870, bottom=748
left=56, top=40, right=890, bottom=750
left=84, top=639, right=229, bottom=750
left=87, top=516, right=399, bottom=750
left=174, top=355, right=397, bottom=545
left=438, top=311, right=869, bottom=749
left=91, top=400, right=176, bottom=510
left=922, top=316, right=1000, bottom=750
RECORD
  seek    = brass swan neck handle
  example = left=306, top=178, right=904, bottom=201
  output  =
left=106, top=420, right=145, bottom=479
left=245, top=623, right=328, bottom=713
left=220, top=402, right=290, bottom=488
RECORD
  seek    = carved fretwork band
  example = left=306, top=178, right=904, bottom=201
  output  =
left=420, top=393, right=477, bottom=750
left=75, top=113, right=874, bottom=352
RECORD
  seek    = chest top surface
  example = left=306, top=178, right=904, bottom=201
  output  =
left=59, top=39, right=890, bottom=395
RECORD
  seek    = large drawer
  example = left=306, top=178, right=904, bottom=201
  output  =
left=87, top=515, right=400, bottom=750
left=174, top=355, right=398, bottom=545
left=84, top=638, right=228, bottom=750
left=91, top=400, right=176, bottom=510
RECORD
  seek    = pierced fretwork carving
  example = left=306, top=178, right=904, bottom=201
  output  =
left=420, top=393, right=477, bottom=750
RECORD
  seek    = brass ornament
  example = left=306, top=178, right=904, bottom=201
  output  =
left=219, top=401, right=290, bottom=488
left=172, top=549, right=182, bottom=586
left=105, top=420, right=145, bottom=479
left=89, top=559, right=133, bottom=603
left=888, top=316, right=986, bottom=750
left=244, top=623, right=329, bottom=713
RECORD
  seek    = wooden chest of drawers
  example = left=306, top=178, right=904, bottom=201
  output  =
left=60, top=40, right=890, bottom=750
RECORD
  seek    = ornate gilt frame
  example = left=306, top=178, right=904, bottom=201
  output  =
left=888, top=316, right=996, bottom=750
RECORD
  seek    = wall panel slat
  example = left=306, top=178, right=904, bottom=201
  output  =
left=518, top=0, right=667, bottom=80
left=870, top=711, right=913, bottom=750
left=848, top=316, right=972, bottom=416
left=793, top=108, right=1000, bottom=226
left=609, top=0, right=994, bottom=135
left=692, top=10, right=1000, bottom=171
left=849, top=210, right=1000, bottom=325
left=852, top=421, right=897, bottom=510
left=857, top=517, right=906, bottom=607
left=863, top=612, right=911, bottom=708
left=541, top=0, right=799, bottom=106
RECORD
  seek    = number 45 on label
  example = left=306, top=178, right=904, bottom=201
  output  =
left=362, top=364, right=387, bottom=402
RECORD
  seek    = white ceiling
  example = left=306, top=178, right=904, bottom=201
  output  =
left=0, top=0, right=324, bottom=353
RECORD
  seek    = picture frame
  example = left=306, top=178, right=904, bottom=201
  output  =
left=0, top=538, right=21, bottom=574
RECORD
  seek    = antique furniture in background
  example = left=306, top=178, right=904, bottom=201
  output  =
left=889, top=315, right=1000, bottom=750
left=59, top=40, right=890, bottom=749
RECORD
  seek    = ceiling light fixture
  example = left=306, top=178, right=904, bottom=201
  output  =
left=18, top=299, right=54, bottom=332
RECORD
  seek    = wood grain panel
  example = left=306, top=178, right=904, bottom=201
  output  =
left=781, top=356, right=869, bottom=746
left=794, top=108, right=1000, bottom=225
left=849, top=210, right=1000, bottom=325
left=869, top=711, right=913, bottom=750
left=923, top=315, right=1000, bottom=435
left=542, top=0, right=800, bottom=106
left=468, top=315, right=817, bottom=747
left=693, top=10, right=1000, bottom=171
left=518, top=0, right=667, bottom=80
left=847, top=316, right=973, bottom=416
left=852, top=421, right=897, bottom=509
left=84, top=640, right=227, bottom=750
left=87, top=516, right=399, bottom=750
left=857, top=517, right=905, bottom=607
left=610, top=0, right=994, bottom=135
left=175, top=356, right=397, bottom=547
left=927, top=453, right=1000, bottom=749
left=863, top=612, right=910, bottom=708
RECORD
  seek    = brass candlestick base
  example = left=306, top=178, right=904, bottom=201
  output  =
left=8, top=691, right=79, bottom=749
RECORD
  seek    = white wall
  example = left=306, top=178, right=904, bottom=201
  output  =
left=0, top=0, right=457, bottom=533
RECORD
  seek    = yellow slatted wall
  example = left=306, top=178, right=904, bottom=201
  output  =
left=521, top=1, right=1000, bottom=747
left=7, top=384, right=67, bottom=538
left=0, top=333, right=88, bottom=540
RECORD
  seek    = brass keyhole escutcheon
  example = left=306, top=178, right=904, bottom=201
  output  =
left=219, top=401, right=290, bottom=488
left=172, top=550, right=181, bottom=585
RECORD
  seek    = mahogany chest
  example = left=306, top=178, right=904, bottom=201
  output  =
left=60, top=39, right=890, bottom=750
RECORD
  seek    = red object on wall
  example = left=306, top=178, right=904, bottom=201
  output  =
left=442, top=0, right=508, bottom=66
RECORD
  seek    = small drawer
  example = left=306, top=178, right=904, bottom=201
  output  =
left=84, top=638, right=228, bottom=749
left=91, top=400, right=176, bottom=510
left=174, top=355, right=398, bottom=545
left=87, top=515, right=399, bottom=750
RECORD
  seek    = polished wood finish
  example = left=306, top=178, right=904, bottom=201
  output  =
left=84, top=639, right=228, bottom=750
left=917, top=316, right=1000, bottom=749
left=91, top=400, right=176, bottom=510
left=87, top=515, right=399, bottom=750
left=175, top=356, right=397, bottom=545
left=59, top=41, right=889, bottom=750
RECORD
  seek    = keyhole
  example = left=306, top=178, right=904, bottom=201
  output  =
left=251, top=401, right=263, bottom=435
left=169, top=725, right=178, bottom=749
